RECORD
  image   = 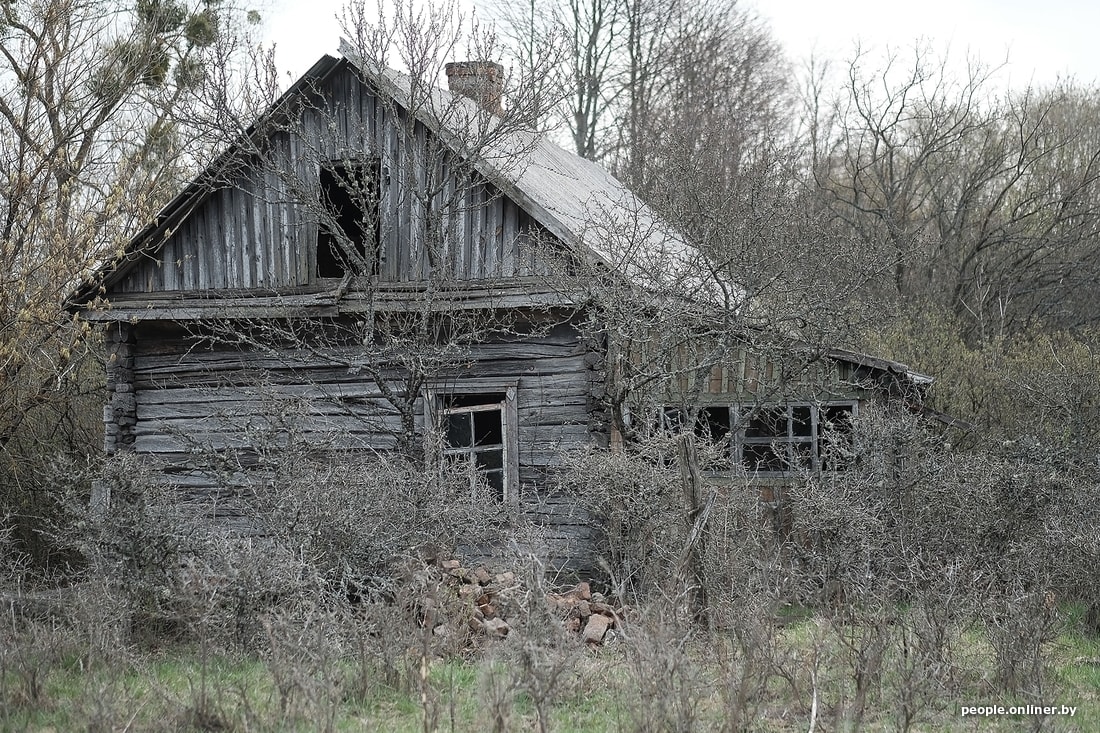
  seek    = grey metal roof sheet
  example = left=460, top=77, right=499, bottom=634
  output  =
left=341, top=41, right=723, bottom=298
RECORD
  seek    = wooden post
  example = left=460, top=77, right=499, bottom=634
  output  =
left=584, top=332, right=611, bottom=449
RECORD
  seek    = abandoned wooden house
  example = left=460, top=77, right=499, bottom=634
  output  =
left=69, top=45, right=932, bottom=573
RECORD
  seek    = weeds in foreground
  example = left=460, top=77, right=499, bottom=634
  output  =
left=4, top=595, right=1099, bottom=732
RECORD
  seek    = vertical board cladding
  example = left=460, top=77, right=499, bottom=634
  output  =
left=113, top=62, right=554, bottom=295
left=125, top=318, right=602, bottom=571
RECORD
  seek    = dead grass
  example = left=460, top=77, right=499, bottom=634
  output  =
left=3, top=611, right=1098, bottom=732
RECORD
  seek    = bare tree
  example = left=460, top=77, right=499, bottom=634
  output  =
left=612, top=0, right=792, bottom=195
left=485, top=0, right=623, bottom=159
left=807, top=44, right=1100, bottom=341
left=0, top=0, right=270, bottom=560
left=489, top=0, right=791, bottom=185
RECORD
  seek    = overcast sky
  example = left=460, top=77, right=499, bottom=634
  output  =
left=758, top=0, right=1100, bottom=87
left=263, top=0, right=1100, bottom=89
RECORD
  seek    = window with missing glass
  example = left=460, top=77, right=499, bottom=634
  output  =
left=664, top=402, right=856, bottom=474
left=438, top=390, right=517, bottom=501
left=317, top=159, right=381, bottom=278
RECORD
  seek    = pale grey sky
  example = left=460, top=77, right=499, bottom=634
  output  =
left=263, top=0, right=1100, bottom=88
left=757, top=0, right=1100, bottom=87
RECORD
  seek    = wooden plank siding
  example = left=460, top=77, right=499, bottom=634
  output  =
left=114, top=64, right=560, bottom=295
left=123, top=318, right=602, bottom=573
left=624, top=339, right=860, bottom=406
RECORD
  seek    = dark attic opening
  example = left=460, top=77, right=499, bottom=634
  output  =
left=317, top=159, right=381, bottom=278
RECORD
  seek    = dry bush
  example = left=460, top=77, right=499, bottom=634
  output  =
left=477, top=654, right=522, bottom=733
left=788, top=403, right=1100, bottom=714
left=888, top=599, right=965, bottom=731
left=711, top=596, right=796, bottom=730
left=261, top=603, right=348, bottom=732
left=244, top=440, right=520, bottom=605
left=0, top=351, right=104, bottom=572
left=560, top=399, right=1100, bottom=729
left=66, top=669, right=149, bottom=733
left=564, top=438, right=696, bottom=599
left=564, top=434, right=809, bottom=728
left=617, top=605, right=710, bottom=733
left=982, top=586, right=1059, bottom=699
left=50, top=431, right=538, bottom=653
left=0, top=516, right=31, bottom=590
left=0, top=621, right=74, bottom=716
left=58, top=455, right=225, bottom=644
left=0, top=515, right=136, bottom=727
left=60, top=444, right=557, bottom=724
left=501, top=557, right=586, bottom=733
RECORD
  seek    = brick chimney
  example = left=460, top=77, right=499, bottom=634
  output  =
left=445, top=61, right=504, bottom=115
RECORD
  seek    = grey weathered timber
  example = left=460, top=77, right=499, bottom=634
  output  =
left=71, top=53, right=934, bottom=580
left=103, top=323, right=137, bottom=455
left=112, top=314, right=601, bottom=574
left=126, top=318, right=590, bottom=459
left=106, top=62, right=563, bottom=295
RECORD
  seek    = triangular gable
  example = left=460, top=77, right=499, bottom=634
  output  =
left=75, top=57, right=581, bottom=305
left=340, top=42, right=725, bottom=298
left=71, top=45, right=728, bottom=310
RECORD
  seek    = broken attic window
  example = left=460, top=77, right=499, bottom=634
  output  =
left=317, top=160, right=381, bottom=278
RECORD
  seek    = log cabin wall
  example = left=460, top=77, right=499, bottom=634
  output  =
left=104, top=322, right=137, bottom=455
left=111, top=61, right=563, bottom=295
left=123, top=315, right=602, bottom=575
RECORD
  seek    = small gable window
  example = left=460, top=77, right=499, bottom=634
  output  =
left=317, top=160, right=381, bottom=279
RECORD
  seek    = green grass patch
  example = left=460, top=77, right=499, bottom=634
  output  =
left=5, top=614, right=1100, bottom=731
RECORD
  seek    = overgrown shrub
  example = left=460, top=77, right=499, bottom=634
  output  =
left=562, top=396, right=1100, bottom=727
left=250, top=444, right=516, bottom=603
left=562, top=440, right=685, bottom=598
left=45, top=433, right=532, bottom=655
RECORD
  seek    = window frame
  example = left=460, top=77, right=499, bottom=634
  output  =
left=427, top=381, right=519, bottom=503
left=664, top=401, right=858, bottom=475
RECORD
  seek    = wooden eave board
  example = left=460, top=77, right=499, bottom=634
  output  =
left=82, top=281, right=583, bottom=321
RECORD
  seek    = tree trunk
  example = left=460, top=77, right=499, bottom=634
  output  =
left=676, top=433, right=710, bottom=625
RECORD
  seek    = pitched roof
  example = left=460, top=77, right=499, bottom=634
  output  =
left=338, top=41, right=717, bottom=296
left=67, top=45, right=930, bottom=392
left=69, top=45, right=712, bottom=307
